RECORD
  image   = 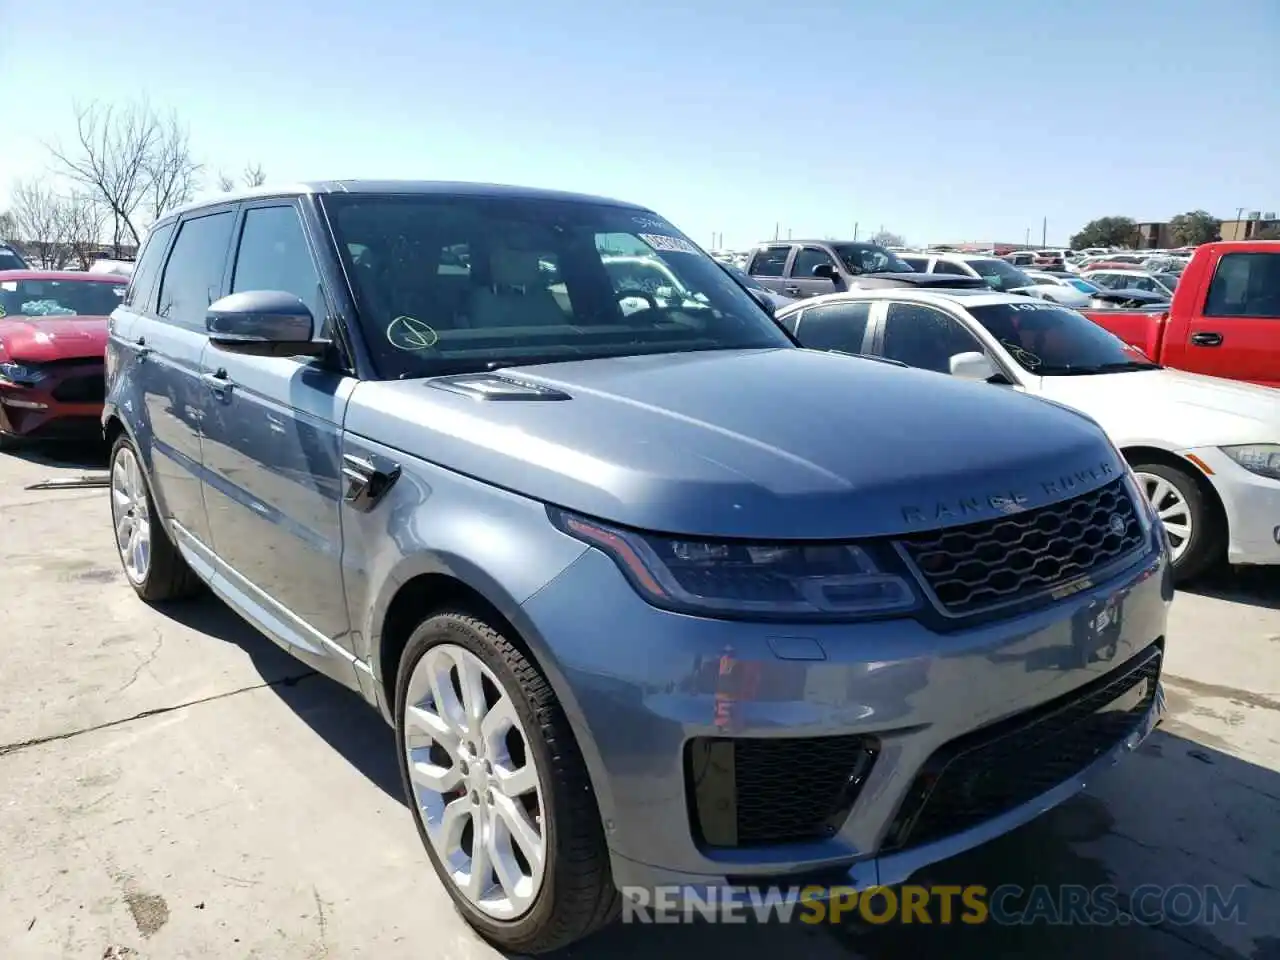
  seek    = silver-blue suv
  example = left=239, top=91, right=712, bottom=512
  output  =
left=104, top=181, right=1171, bottom=953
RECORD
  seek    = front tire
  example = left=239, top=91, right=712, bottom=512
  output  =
left=109, top=434, right=202, bottom=601
left=1131, top=460, right=1223, bottom=583
left=395, top=611, right=618, bottom=954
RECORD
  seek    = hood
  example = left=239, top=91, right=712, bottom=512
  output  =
left=347, top=348, right=1124, bottom=540
left=1014, top=284, right=1091, bottom=307
left=0, top=316, right=109, bottom=363
left=853, top=273, right=988, bottom=290
left=1038, top=367, right=1280, bottom=448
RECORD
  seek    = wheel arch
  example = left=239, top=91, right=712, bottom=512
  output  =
left=1121, top=444, right=1229, bottom=546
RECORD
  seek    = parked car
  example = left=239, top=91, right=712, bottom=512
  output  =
left=1083, top=268, right=1179, bottom=299
left=719, top=261, right=794, bottom=310
left=0, top=270, right=127, bottom=446
left=104, top=181, right=1169, bottom=954
left=1080, top=241, right=1280, bottom=386
left=1024, top=269, right=1102, bottom=296
left=744, top=239, right=984, bottom=298
left=88, top=258, right=136, bottom=278
left=0, top=245, right=29, bottom=271
left=898, top=251, right=1085, bottom=302
left=779, top=287, right=1275, bottom=580
left=1004, top=249, right=1066, bottom=271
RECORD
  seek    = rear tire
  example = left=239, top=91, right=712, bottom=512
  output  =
left=109, top=434, right=203, bottom=602
left=395, top=611, right=618, bottom=954
left=1131, top=460, right=1223, bottom=583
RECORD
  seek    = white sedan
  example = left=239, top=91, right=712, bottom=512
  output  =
left=776, top=288, right=1280, bottom=581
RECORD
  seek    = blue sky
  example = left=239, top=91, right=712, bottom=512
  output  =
left=2, top=0, right=1276, bottom=248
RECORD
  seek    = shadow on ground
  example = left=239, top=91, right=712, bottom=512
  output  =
left=4, top=439, right=109, bottom=471
left=1182, top=565, right=1280, bottom=610
left=157, top=592, right=1280, bottom=960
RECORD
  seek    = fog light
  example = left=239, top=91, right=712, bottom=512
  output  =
left=0, top=397, right=47, bottom=409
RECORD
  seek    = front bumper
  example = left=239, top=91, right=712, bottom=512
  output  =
left=1186, top=445, right=1280, bottom=566
left=520, top=536, right=1169, bottom=891
left=0, top=362, right=105, bottom=440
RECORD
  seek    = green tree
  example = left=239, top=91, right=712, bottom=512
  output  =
left=1169, top=210, right=1220, bottom=246
left=1070, top=216, right=1139, bottom=249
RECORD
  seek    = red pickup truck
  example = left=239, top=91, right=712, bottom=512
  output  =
left=1080, top=240, right=1280, bottom=387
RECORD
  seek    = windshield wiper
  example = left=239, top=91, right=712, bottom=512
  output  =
left=1036, top=360, right=1161, bottom=376
left=1094, top=360, right=1161, bottom=372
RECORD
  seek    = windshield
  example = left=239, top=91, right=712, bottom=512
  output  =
left=322, top=194, right=791, bottom=378
left=0, top=277, right=125, bottom=318
left=967, top=301, right=1158, bottom=375
left=830, top=243, right=914, bottom=275
left=967, top=258, right=1037, bottom=292
left=1068, top=278, right=1101, bottom=293
left=1155, top=272, right=1179, bottom=291
left=0, top=248, right=26, bottom=270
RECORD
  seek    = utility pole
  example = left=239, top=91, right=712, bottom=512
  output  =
left=787, top=228, right=792, bottom=240
left=1041, top=217, right=1047, bottom=249
left=774, top=222, right=780, bottom=241
left=853, top=222, right=859, bottom=240
left=1025, top=227, right=1030, bottom=246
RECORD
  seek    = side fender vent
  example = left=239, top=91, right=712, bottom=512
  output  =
left=427, top=374, right=571, bottom=401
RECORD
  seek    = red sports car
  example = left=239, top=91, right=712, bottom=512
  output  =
left=0, top=270, right=127, bottom=446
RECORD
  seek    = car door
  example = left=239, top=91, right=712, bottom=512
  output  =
left=1166, top=248, right=1280, bottom=384
left=197, top=199, right=357, bottom=649
left=745, top=244, right=794, bottom=295
left=136, top=208, right=238, bottom=547
left=869, top=300, right=990, bottom=375
left=787, top=300, right=876, bottom=353
left=785, top=245, right=842, bottom=299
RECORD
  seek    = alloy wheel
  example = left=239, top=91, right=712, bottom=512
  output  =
left=402, top=643, right=546, bottom=919
left=110, top=445, right=152, bottom=584
left=1135, top=470, right=1192, bottom=562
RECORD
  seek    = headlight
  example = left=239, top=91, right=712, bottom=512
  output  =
left=0, top=361, right=48, bottom=386
left=1221, top=444, right=1280, bottom=481
left=550, top=509, right=919, bottom=619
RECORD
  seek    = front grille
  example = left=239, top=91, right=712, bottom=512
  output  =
left=883, top=644, right=1161, bottom=853
left=686, top=735, right=878, bottom=848
left=897, top=477, right=1145, bottom=617
left=52, top=374, right=106, bottom=403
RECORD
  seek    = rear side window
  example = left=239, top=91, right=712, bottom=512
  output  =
left=231, top=205, right=326, bottom=322
left=933, top=260, right=969, bottom=276
left=124, top=222, right=175, bottom=312
left=748, top=246, right=790, bottom=277
left=793, top=301, right=872, bottom=353
left=157, top=212, right=235, bottom=328
left=1205, top=253, right=1280, bottom=318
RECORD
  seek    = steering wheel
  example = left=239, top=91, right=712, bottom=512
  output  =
left=616, top=289, right=659, bottom=312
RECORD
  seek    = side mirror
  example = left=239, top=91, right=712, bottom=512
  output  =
left=748, top=288, right=776, bottom=316
left=949, top=351, right=999, bottom=382
left=813, top=263, right=840, bottom=283
left=206, top=290, right=324, bottom=357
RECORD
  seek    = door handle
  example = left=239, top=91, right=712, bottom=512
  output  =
left=782, top=285, right=801, bottom=295
left=1189, top=331, right=1223, bottom=347
left=201, top=369, right=234, bottom=397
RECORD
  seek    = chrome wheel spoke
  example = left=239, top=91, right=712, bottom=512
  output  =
left=465, top=818, right=493, bottom=901
left=111, top=447, right=152, bottom=583
left=456, top=654, right=488, bottom=734
left=1136, top=471, right=1192, bottom=561
left=493, top=762, right=538, bottom=799
left=493, top=794, right=543, bottom=872
left=487, top=828, right=527, bottom=906
left=405, top=704, right=460, bottom=756
left=409, top=750, right=462, bottom=793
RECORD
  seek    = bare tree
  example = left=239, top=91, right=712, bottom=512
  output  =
left=63, top=193, right=107, bottom=270
left=219, top=163, right=267, bottom=191
left=217, top=171, right=236, bottom=192
left=46, top=99, right=202, bottom=257
left=11, top=179, right=70, bottom=268
left=0, top=210, right=16, bottom=243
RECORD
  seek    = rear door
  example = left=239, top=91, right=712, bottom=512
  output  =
left=785, top=245, right=842, bottom=298
left=197, top=199, right=357, bottom=648
left=1164, top=248, right=1280, bottom=385
left=745, top=244, right=794, bottom=295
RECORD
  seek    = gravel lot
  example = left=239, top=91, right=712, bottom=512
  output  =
left=1, top=446, right=1277, bottom=960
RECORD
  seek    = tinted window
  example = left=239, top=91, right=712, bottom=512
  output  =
left=830, top=243, right=913, bottom=275
left=900, top=256, right=930, bottom=272
left=748, top=246, right=790, bottom=277
left=793, top=302, right=871, bottom=353
left=0, top=277, right=126, bottom=318
left=966, top=258, right=1035, bottom=291
left=1205, top=252, right=1280, bottom=318
left=881, top=302, right=983, bottom=373
left=932, top=259, right=969, bottom=276
left=790, top=246, right=837, bottom=278
left=322, top=194, right=791, bottom=379
left=231, top=205, right=325, bottom=321
left=967, top=301, right=1155, bottom=374
left=124, top=222, right=175, bottom=312
left=157, top=212, right=234, bottom=327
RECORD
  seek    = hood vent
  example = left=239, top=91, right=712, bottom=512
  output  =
left=427, top=373, right=571, bottom=402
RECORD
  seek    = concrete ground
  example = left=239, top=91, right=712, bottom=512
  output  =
left=1, top=445, right=1277, bottom=960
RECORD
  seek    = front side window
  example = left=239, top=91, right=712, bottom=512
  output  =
left=900, top=256, right=930, bottom=272
left=0, top=247, right=26, bottom=270
left=322, top=194, right=791, bottom=379
left=830, top=243, right=913, bottom=275
left=932, top=259, right=969, bottom=276
left=790, top=246, right=838, bottom=278
left=0, top=277, right=125, bottom=319
left=793, top=301, right=872, bottom=353
left=1205, top=252, right=1280, bottom=318
left=231, top=205, right=325, bottom=322
left=880, top=302, right=984, bottom=373
left=748, top=246, right=790, bottom=277
left=966, top=301, right=1157, bottom=375
left=157, top=211, right=235, bottom=327
left=966, top=258, right=1035, bottom=292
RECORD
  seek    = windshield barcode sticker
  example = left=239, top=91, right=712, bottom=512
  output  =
left=639, top=234, right=700, bottom=255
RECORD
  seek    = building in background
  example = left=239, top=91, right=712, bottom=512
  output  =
left=1220, top=213, right=1279, bottom=241
left=1135, top=221, right=1176, bottom=249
